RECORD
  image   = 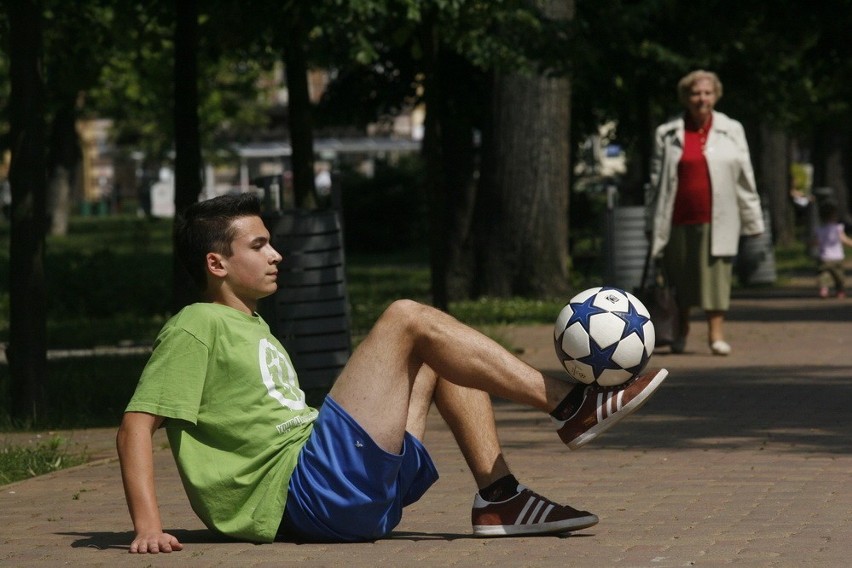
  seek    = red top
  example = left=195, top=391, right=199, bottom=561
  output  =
left=673, top=115, right=712, bottom=225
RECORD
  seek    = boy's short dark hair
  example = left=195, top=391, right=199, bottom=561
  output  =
left=175, top=193, right=263, bottom=291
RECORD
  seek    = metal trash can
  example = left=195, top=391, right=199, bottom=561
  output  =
left=605, top=205, right=650, bottom=291
left=259, top=209, right=351, bottom=392
left=736, top=208, right=776, bottom=286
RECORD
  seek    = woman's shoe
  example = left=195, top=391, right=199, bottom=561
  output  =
left=671, top=336, right=686, bottom=354
left=710, top=340, right=731, bottom=356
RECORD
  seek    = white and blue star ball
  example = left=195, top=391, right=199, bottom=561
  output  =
left=553, top=286, right=655, bottom=387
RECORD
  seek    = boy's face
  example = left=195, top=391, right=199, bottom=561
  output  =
left=212, top=215, right=282, bottom=307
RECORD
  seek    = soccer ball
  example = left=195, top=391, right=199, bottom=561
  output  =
left=554, top=286, right=655, bottom=387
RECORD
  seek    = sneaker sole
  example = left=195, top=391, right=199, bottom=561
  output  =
left=473, top=514, right=600, bottom=537
left=567, top=368, right=669, bottom=450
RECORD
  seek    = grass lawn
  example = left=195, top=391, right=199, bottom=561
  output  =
left=0, top=437, right=86, bottom=485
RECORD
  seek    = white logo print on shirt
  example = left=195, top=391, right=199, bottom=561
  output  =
left=258, top=338, right=307, bottom=411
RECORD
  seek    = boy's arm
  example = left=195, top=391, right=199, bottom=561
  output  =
left=116, top=411, right=184, bottom=554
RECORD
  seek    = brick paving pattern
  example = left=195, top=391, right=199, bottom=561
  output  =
left=2, top=288, right=851, bottom=566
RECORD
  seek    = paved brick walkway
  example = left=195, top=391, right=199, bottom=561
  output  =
left=2, top=287, right=851, bottom=567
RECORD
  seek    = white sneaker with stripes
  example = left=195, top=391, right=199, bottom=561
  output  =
left=472, top=485, right=598, bottom=536
left=555, top=368, right=669, bottom=450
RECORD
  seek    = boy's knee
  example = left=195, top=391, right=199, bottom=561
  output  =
left=382, top=299, right=426, bottom=325
left=377, top=299, right=463, bottom=344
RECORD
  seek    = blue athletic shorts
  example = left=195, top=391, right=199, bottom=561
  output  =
left=278, top=394, right=439, bottom=542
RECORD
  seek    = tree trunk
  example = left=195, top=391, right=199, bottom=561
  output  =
left=284, top=14, right=317, bottom=209
left=7, top=0, right=48, bottom=425
left=474, top=68, right=571, bottom=297
left=441, top=69, right=478, bottom=303
left=421, top=17, right=448, bottom=309
left=756, top=123, right=793, bottom=245
left=172, top=0, right=203, bottom=311
left=813, top=126, right=851, bottom=224
left=427, top=52, right=480, bottom=306
left=471, top=0, right=573, bottom=298
left=418, top=6, right=481, bottom=310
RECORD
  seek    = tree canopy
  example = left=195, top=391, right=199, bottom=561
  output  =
left=4, top=0, right=852, bottom=424
left=5, top=1, right=852, bottom=183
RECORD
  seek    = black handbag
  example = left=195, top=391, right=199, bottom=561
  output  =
left=634, top=249, right=680, bottom=347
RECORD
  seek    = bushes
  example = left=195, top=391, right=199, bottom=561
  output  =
left=0, top=216, right=173, bottom=347
left=340, top=157, right=428, bottom=253
left=0, top=354, right=149, bottom=430
left=47, top=247, right=171, bottom=319
left=45, top=217, right=173, bottom=320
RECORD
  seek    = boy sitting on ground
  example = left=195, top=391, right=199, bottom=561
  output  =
left=117, top=193, right=667, bottom=552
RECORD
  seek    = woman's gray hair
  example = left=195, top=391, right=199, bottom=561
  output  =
left=677, top=70, right=723, bottom=105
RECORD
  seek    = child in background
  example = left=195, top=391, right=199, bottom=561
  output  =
left=813, top=201, right=852, bottom=298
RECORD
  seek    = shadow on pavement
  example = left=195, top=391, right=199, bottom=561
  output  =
left=387, top=530, right=593, bottom=541
left=494, top=364, right=852, bottom=455
left=63, top=529, right=229, bottom=550
left=727, top=298, right=852, bottom=323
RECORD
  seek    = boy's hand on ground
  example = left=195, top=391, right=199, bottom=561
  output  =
left=129, top=531, right=183, bottom=553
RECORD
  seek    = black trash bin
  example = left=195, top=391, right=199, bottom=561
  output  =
left=736, top=208, right=777, bottom=286
left=259, top=209, right=351, bottom=394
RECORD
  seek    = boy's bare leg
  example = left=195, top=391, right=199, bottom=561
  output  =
left=433, top=378, right=510, bottom=489
left=430, top=373, right=601, bottom=537
left=403, top=364, right=511, bottom=489
left=405, top=365, right=439, bottom=441
left=329, top=300, right=574, bottom=454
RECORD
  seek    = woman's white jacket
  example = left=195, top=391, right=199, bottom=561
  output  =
left=646, top=111, right=765, bottom=258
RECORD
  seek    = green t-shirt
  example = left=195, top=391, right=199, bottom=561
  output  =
left=126, top=302, right=318, bottom=543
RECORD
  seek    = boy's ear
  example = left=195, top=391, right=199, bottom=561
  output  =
left=206, top=252, right=227, bottom=278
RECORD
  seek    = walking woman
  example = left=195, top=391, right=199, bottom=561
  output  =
left=647, top=70, right=764, bottom=355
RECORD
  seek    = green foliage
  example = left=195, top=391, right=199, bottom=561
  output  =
left=3, top=0, right=852, bottom=172
left=84, top=1, right=276, bottom=161
left=774, top=241, right=816, bottom=274
left=451, top=296, right=566, bottom=326
left=0, top=355, right=148, bottom=430
left=347, top=256, right=432, bottom=336
left=444, top=0, right=571, bottom=75
left=346, top=249, right=582, bottom=336
left=569, top=182, right=609, bottom=275
left=42, top=1, right=117, bottom=106
left=0, top=437, right=85, bottom=485
left=312, top=0, right=572, bottom=130
left=0, top=216, right=173, bottom=346
left=340, top=156, right=429, bottom=253
left=46, top=248, right=170, bottom=320
left=200, top=58, right=271, bottom=149
left=570, top=0, right=852, bottom=152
